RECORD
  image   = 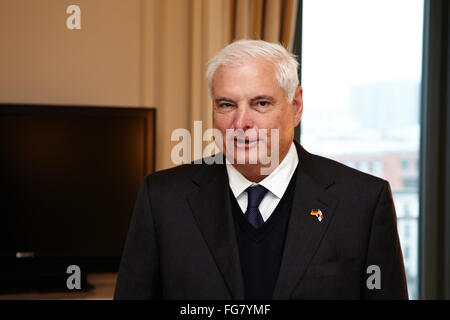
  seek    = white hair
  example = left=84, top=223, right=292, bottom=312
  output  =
left=206, top=39, right=299, bottom=102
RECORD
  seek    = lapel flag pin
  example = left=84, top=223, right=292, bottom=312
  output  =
left=310, top=209, right=324, bottom=222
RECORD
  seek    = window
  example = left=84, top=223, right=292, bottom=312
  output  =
left=405, top=203, right=411, bottom=217
left=301, top=0, right=424, bottom=299
left=401, top=159, right=410, bottom=172
left=373, top=161, right=384, bottom=177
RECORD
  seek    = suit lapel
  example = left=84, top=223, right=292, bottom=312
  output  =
left=187, top=162, right=245, bottom=299
left=273, top=143, right=339, bottom=299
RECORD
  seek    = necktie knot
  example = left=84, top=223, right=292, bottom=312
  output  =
left=246, top=185, right=268, bottom=208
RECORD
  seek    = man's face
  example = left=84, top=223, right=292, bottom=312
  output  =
left=212, top=58, right=303, bottom=169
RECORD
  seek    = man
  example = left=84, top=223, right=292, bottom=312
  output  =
left=114, top=40, right=408, bottom=300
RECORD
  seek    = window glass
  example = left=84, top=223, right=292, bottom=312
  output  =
left=301, top=0, right=424, bottom=299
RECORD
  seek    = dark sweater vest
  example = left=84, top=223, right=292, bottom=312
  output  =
left=230, top=169, right=298, bottom=299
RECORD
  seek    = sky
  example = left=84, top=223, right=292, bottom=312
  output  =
left=301, top=0, right=424, bottom=154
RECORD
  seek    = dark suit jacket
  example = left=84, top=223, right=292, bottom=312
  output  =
left=114, top=142, right=408, bottom=299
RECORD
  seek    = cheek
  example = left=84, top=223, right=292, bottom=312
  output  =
left=263, top=114, right=283, bottom=131
left=269, top=113, right=295, bottom=140
left=213, top=113, right=232, bottom=131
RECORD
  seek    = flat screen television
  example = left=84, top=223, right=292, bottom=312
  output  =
left=0, top=104, right=155, bottom=292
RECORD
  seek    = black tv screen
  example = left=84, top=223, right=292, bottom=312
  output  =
left=0, top=104, right=155, bottom=285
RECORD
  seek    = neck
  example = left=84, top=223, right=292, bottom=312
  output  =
left=233, top=164, right=268, bottom=183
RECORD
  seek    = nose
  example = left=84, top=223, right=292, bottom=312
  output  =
left=233, top=105, right=254, bottom=130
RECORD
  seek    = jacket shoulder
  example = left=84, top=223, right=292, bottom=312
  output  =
left=143, top=156, right=224, bottom=189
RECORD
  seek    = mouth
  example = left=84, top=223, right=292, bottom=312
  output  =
left=234, top=137, right=258, bottom=147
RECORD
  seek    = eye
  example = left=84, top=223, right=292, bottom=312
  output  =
left=218, top=102, right=235, bottom=108
left=256, top=101, right=270, bottom=107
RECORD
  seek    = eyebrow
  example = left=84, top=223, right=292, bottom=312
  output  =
left=250, top=95, right=276, bottom=104
left=214, top=97, right=235, bottom=104
left=214, top=95, right=276, bottom=104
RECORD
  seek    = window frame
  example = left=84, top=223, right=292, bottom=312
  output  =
left=420, top=0, right=450, bottom=300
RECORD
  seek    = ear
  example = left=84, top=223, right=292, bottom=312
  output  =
left=292, top=86, right=303, bottom=126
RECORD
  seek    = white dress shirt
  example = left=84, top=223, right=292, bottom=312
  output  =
left=226, top=142, right=299, bottom=222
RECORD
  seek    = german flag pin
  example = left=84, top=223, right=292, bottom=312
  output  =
left=310, top=209, right=324, bottom=222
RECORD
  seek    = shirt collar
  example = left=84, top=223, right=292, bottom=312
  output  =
left=226, top=142, right=299, bottom=199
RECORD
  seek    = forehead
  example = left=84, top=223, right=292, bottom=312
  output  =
left=212, top=58, right=281, bottom=98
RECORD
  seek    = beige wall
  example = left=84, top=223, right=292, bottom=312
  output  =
left=0, top=0, right=231, bottom=170
left=0, top=0, right=141, bottom=106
